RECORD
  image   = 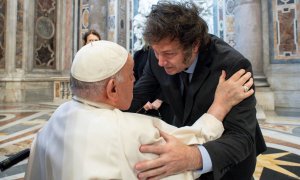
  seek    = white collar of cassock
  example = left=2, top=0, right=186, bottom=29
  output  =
left=72, top=96, right=115, bottom=110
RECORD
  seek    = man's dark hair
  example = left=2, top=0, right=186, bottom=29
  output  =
left=82, top=29, right=101, bottom=45
left=143, top=2, right=210, bottom=51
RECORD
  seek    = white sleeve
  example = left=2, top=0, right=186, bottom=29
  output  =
left=153, top=113, right=224, bottom=145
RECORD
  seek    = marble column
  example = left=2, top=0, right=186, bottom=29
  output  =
left=5, top=0, right=17, bottom=74
left=234, top=0, right=268, bottom=87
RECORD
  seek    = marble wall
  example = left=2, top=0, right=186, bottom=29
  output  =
left=107, top=0, right=117, bottom=42
left=262, top=0, right=300, bottom=113
left=269, top=0, right=300, bottom=63
left=16, top=0, right=23, bottom=69
left=0, top=0, right=74, bottom=103
left=117, top=0, right=127, bottom=47
left=0, top=0, right=6, bottom=69
left=0, top=0, right=299, bottom=114
left=80, top=0, right=90, bottom=46
left=79, top=0, right=109, bottom=47
left=0, top=0, right=134, bottom=103
left=211, top=0, right=300, bottom=113
left=81, top=0, right=132, bottom=50
left=34, top=0, right=57, bottom=69
left=89, top=0, right=108, bottom=42
left=214, top=0, right=267, bottom=87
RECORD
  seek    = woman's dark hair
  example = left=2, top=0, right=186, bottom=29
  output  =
left=143, top=2, right=210, bottom=51
left=82, top=29, right=101, bottom=45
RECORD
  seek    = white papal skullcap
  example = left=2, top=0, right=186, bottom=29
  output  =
left=71, top=40, right=128, bottom=82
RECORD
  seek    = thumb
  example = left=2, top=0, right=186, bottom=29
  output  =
left=158, top=129, right=172, bottom=142
left=143, top=101, right=152, bottom=111
left=219, top=70, right=226, bottom=83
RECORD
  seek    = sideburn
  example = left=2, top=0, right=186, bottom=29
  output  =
left=183, top=46, right=193, bottom=65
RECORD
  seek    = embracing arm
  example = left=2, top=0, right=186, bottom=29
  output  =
left=203, top=62, right=258, bottom=179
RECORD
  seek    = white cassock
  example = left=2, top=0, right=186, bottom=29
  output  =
left=25, top=97, right=224, bottom=180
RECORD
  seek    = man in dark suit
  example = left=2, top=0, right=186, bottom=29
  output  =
left=129, top=1, right=266, bottom=180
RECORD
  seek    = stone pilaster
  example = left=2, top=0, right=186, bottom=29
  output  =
left=234, top=0, right=269, bottom=87
left=5, top=0, right=17, bottom=74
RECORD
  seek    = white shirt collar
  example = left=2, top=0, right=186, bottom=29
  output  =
left=185, top=54, right=198, bottom=74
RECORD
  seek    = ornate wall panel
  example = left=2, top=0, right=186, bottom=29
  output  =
left=224, top=0, right=237, bottom=47
left=270, top=0, right=300, bottom=63
left=0, top=0, right=6, bottom=69
left=80, top=0, right=90, bottom=46
left=108, top=0, right=116, bottom=41
left=16, top=0, right=23, bottom=68
left=34, top=0, right=56, bottom=69
left=212, top=0, right=237, bottom=46
left=128, top=0, right=134, bottom=52
left=117, top=0, right=126, bottom=47
left=214, top=0, right=224, bottom=39
left=89, top=0, right=108, bottom=42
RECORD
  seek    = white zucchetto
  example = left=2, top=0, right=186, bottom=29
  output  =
left=71, top=40, right=128, bottom=82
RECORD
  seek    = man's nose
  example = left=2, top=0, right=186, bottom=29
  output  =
left=157, top=56, right=167, bottom=67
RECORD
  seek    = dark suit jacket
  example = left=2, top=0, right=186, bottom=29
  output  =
left=133, top=46, right=149, bottom=81
left=129, top=35, right=266, bottom=180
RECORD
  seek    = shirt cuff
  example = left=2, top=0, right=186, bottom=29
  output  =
left=197, top=145, right=212, bottom=174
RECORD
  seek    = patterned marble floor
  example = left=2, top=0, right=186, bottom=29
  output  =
left=0, top=102, right=300, bottom=180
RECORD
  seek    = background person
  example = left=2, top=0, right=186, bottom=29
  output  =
left=82, top=29, right=101, bottom=45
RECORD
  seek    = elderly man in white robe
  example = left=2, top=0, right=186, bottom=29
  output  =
left=25, top=41, right=254, bottom=180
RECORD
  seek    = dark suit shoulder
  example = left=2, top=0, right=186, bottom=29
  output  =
left=206, top=35, right=252, bottom=75
left=209, top=35, right=245, bottom=58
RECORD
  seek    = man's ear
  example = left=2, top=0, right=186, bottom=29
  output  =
left=106, top=79, right=118, bottom=101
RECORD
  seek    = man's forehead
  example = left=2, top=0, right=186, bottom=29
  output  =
left=151, top=38, right=182, bottom=52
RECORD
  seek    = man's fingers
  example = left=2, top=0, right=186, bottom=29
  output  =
left=139, top=143, right=163, bottom=155
left=243, top=89, right=254, bottom=98
left=229, top=69, right=246, bottom=81
left=238, top=71, right=252, bottom=85
left=143, top=102, right=153, bottom=111
left=152, top=99, right=163, bottom=110
left=135, top=156, right=164, bottom=172
left=244, top=77, right=254, bottom=89
left=137, top=165, right=166, bottom=180
left=241, top=78, right=254, bottom=98
left=139, top=130, right=172, bottom=154
left=218, top=70, right=226, bottom=84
